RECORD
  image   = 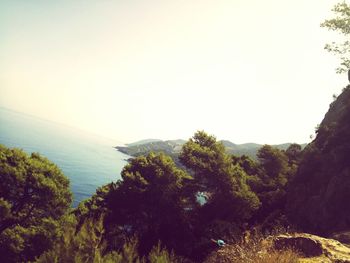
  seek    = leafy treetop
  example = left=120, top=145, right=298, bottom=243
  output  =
left=0, top=144, right=72, bottom=262
left=321, top=1, right=350, bottom=73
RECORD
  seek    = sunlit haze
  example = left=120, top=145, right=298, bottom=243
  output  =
left=0, top=0, right=347, bottom=144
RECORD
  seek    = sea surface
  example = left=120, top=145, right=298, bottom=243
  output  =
left=0, top=107, right=130, bottom=207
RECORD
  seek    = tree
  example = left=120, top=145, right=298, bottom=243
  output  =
left=257, top=145, right=289, bottom=182
left=179, top=131, right=260, bottom=222
left=321, top=1, right=350, bottom=73
left=251, top=145, right=293, bottom=226
left=285, top=143, right=302, bottom=166
left=232, top=154, right=259, bottom=176
left=104, top=152, right=194, bottom=257
left=0, top=145, right=72, bottom=262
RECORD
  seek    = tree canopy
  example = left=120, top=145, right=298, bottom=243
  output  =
left=0, top=145, right=72, bottom=262
left=179, top=131, right=260, bottom=222
left=321, top=1, right=350, bottom=73
left=104, top=152, right=194, bottom=257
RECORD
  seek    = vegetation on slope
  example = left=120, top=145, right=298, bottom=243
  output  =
left=117, top=138, right=304, bottom=161
left=287, top=86, right=350, bottom=234
left=58, top=131, right=301, bottom=262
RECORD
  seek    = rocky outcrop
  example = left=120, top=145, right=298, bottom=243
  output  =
left=204, top=233, right=350, bottom=263
left=274, top=234, right=322, bottom=257
left=273, top=233, right=350, bottom=262
left=331, top=232, right=350, bottom=246
left=287, top=86, right=350, bottom=234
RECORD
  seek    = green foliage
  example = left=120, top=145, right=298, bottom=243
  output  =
left=179, top=131, right=260, bottom=222
left=0, top=134, right=304, bottom=262
left=106, top=134, right=262, bottom=261
left=37, top=213, right=183, bottom=263
left=0, top=134, right=306, bottom=262
left=37, top=214, right=142, bottom=263
left=0, top=145, right=72, bottom=262
left=241, top=144, right=300, bottom=228
left=257, top=145, right=289, bottom=182
left=285, top=144, right=302, bottom=167
left=232, top=155, right=259, bottom=176
left=287, top=88, right=350, bottom=234
left=74, top=184, right=112, bottom=229
left=148, top=242, right=182, bottom=263
left=104, top=152, right=194, bottom=257
left=321, top=1, right=350, bottom=73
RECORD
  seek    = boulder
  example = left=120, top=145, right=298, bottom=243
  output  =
left=274, top=234, right=323, bottom=257
left=331, top=232, right=350, bottom=246
left=273, top=233, right=350, bottom=262
left=204, top=233, right=350, bottom=263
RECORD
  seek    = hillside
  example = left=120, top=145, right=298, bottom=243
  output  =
left=116, top=139, right=185, bottom=157
left=116, top=139, right=305, bottom=159
left=287, top=85, right=350, bottom=235
left=126, top=139, right=162, bottom=146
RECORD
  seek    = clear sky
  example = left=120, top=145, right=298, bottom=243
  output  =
left=0, top=0, right=348, bottom=144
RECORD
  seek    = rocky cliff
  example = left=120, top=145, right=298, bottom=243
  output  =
left=287, top=85, right=350, bottom=234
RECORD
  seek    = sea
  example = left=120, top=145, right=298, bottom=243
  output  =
left=0, top=107, right=130, bottom=207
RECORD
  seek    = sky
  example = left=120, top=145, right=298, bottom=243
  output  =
left=0, top=0, right=348, bottom=144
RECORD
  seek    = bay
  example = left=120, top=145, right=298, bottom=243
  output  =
left=0, top=107, right=130, bottom=207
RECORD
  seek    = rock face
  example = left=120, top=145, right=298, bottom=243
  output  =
left=273, top=233, right=350, bottom=262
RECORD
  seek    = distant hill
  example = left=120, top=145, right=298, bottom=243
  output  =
left=126, top=139, right=162, bottom=146
left=116, top=139, right=305, bottom=160
left=222, top=141, right=306, bottom=158
left=116, top=139, right=185, bottom=157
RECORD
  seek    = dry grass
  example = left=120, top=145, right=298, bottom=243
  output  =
left=204, top=234, right=299, bottom=263
left=254, top=249, right=299, bottom=263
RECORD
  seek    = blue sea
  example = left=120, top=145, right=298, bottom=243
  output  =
left=0, top=107, right=130, bottom=207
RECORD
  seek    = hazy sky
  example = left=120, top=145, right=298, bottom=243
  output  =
left=0, top=0, right=348, bottom=144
